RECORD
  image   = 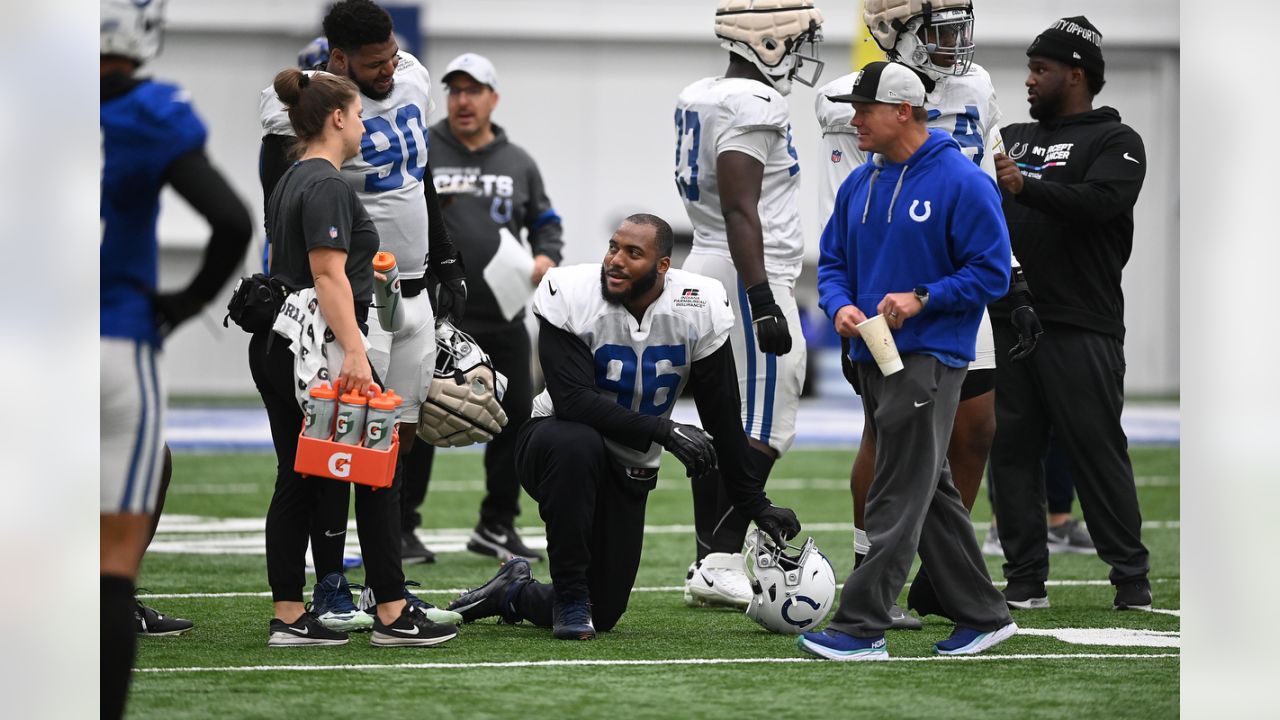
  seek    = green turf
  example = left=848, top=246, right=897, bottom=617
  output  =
left=131, top=446, right=1179, bottom=719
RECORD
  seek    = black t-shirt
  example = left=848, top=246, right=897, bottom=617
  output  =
left=265, top=158, right=379, bottom=324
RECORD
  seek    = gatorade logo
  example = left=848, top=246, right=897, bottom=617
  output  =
left=336, top=414, right=350, bottom=435
left=328, top=452, right=352, bottom=478
left=367, top=421, right=384, bottom=441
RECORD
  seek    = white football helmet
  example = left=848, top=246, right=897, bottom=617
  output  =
left=416, top=321, right=509, bottom=448
left=743, top=530, right=837, bottom=635
left=715, top=0, right=825, bottom=96
left=101, top=0, right=168, bottom=64
left=865, top=0, right=975, bottom=80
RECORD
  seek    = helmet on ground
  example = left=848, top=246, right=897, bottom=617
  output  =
left=743, top=529, right=837, bottom=634
left=715, top=0, right=825, bottom=96
left=865, top=0, right=975, bottom=79
left=298, top=36, right=330, bottom=70
left=416, top=321, right=509, bottom=447
left=101, top=0, right=168, bottom=64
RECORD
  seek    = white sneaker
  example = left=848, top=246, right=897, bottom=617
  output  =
left=981, top=525, right=1004, bottom=556
left=684, top=552, right=752, bottom=609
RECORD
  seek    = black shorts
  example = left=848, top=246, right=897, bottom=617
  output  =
left=960, top=368, right=995, bottom=401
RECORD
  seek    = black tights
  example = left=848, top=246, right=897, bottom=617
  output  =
left=248, top=331, right=404, bottom=605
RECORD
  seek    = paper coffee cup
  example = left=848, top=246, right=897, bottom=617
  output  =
left=857, top=314, right=904, bottom=376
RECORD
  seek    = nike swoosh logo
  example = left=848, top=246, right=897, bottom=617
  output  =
left=703, top=577, right=715, bottom=588
left=1123, top=152, right=1141, bottom=164
left=548, top=284, right=558, bottom=295
left=914, top=401, right=931, bottom=408
left=395, top=624, right=421, bottom=636
left=489, top=533, right=509, bottom=545
left=752, top=94, right=772, bottom=102
left=324, top=529, right=345, bottom=537
left=293, top=625, right=309, bottom=635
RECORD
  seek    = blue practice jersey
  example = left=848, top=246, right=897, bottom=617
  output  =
left=101, top=78, right=207, bottom=344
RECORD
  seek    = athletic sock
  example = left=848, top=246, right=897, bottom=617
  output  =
left=853, top=527, right=870, bottom=568
left=101, top=574, right=137, bottom=720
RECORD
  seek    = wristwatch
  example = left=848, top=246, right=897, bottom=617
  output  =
left=914, top=285, right=930, bottom=308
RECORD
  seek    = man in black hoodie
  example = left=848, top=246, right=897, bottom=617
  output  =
left=402, top=53, right=563, bottom=563
left=988, top=16, right=1151, bottom=611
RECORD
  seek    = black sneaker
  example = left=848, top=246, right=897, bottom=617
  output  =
left=888, top=604, right=923, bottom=630
left=467, top=522, right=545, bottom=562
left=135, top=596, right=194, bottom=636
left=446, top=557, right=532, bottom=623
left=1114, top=579, right=1153, bottom=611
left=1003, top=581, right=1050, bottom=610
left=552, top=599, right=596, bottom=640
left=370, top=604, right=459, bottom=647
left=268, top=612, right=349, bottom=647
left=402, top=531, right=436, bottom=565
left=907, top=574, right=951, bottom=621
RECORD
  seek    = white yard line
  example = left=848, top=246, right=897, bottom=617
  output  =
left=164, top=476, right=1179, bottom=494
left=137, top=652, right=1178, bottom=675
left=138, top=577, right=1179, bottom=601
left=154, top=517, right=1181, bottom=536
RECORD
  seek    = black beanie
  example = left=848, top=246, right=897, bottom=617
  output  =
left=1026, top=16, right=1104, bottom=84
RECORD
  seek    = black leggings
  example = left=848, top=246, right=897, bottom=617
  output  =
left=248, top=331, right=404, bottom=604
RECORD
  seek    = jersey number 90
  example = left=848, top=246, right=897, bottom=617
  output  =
left=360, top=104, right=428, bottom=192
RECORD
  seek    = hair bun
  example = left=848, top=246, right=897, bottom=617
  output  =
left=298, top=72, right=310, bottom=89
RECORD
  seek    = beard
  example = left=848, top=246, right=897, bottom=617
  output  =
left=599, top=262, right=659, bottom=306
left=1029, top=92, right=1062, bottom=121
left=346, top=70, right=393, bottom=102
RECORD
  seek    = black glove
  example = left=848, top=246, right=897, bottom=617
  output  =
left=1009, top=305, right=1043, bottom=361
left=432, top=255, right=468, bottom=324
left=745, top=283, right=792, bottom=355
left=656, top=419, right=717, bottom=479
left=153, top=290, right=204, bottom=339
left=754, top=504, right=801, bottom=547
left=1005, top=268, right=1042, bottom=361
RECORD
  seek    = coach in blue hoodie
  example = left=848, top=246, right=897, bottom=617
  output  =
left=801, top=62, right=1016, bottom=662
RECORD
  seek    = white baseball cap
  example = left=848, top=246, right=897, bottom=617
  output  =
left=826, top=61, right=926, bottom=107
left=442, top=52, right=498, bottom=90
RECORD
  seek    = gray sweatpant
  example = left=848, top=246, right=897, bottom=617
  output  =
left=827, top=354, right=1011, bottom=637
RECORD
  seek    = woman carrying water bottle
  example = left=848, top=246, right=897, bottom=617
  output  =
left=249, top=67, right=456, bottom=648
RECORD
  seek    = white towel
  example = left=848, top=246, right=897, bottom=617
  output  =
left=271, top=288, right=370, bottom=411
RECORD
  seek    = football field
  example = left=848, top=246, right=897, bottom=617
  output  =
left=131, top=446, right=1179, bottom=719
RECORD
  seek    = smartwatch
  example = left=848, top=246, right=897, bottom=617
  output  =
left=914, top=285, right=930, bottom=308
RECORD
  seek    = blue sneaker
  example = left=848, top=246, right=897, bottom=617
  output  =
left=552, top=599, right=596, bottom=640
left=446, top=558, right=531, bottom=623
left=358, top=581, right=464, bottom=625
left=934, top=622, right=1018, bottom=655
left=308, top=572, right=373, bottom=632
left=796, top=629, right=889, bottom=661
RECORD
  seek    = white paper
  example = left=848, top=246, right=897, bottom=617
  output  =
left=483, top=227, right=537, bottom=321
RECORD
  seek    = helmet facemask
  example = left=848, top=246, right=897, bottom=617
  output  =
left=715, top=1, right=826, bottom=96
left=896, top=8, right=974, bottom=79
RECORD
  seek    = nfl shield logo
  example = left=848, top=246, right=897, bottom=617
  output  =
left=831, top=149, right=843, bottom=163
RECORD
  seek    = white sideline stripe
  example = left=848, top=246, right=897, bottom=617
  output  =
left=163, top=475, right=1179, bottom=495
left=154, top=516, right=1181, bottom=536
left=137, top=653, right=1179, bottom=674
left=138, top=578, right=1179, bottom=600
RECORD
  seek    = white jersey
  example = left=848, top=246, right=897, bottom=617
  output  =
left=814, top=63, right=1004, bottom=223
left=259, top=52, right=436, bottom=279
left=675, top=77, right=805, bottom=284
left=530, top=264, right=734, bottom=469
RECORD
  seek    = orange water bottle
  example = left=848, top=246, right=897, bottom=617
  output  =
left=363, top=391, right=399, bottom=450
left=372, top=252, right=405, bottom=332
left=334, top=387, right=369, bottom=445
left=303, top=383, right=338, bottom=439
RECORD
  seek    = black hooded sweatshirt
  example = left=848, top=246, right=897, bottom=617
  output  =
left=990, top=106, right=1146, bottom=341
